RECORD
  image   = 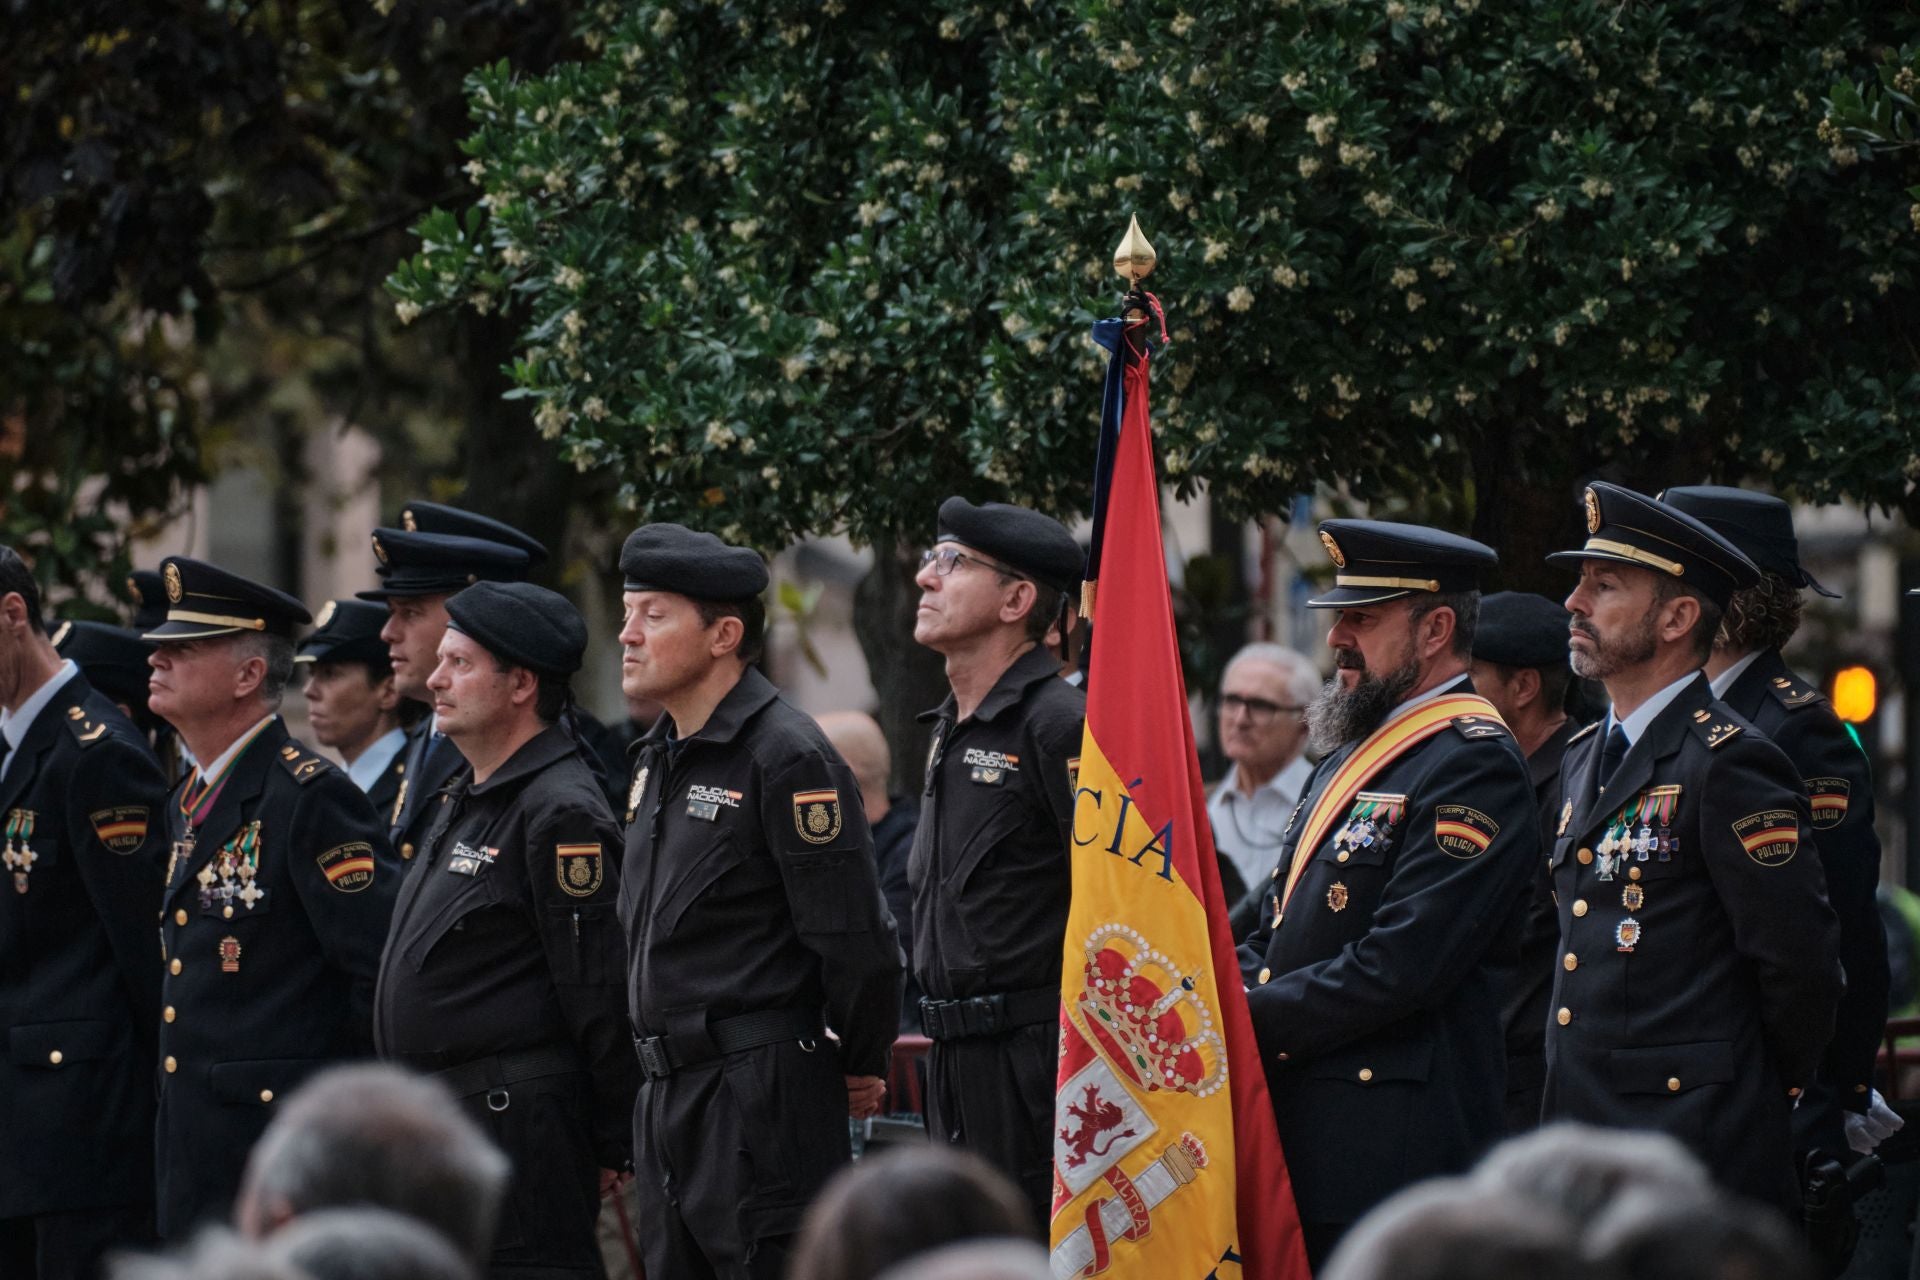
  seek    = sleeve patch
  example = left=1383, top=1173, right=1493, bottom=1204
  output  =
left=90, top=806, right=150, bottom=854
left=1435, top=804, right=1499, bottom=858
left=792, top=789, right=844, bottom=845
left=1732, top=810, right=1800, bottom=866
left=315, top=842, right=377, bottom=893
left=556, top=843, right=604, bottom=897
left=1806, top=778, right=1850, bottom=829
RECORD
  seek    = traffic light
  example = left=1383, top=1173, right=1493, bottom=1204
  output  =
left=1832, top=665, right=1878, bottom=724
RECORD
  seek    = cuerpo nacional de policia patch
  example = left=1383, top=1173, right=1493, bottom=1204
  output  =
left=793, top=789, right=844, bottom=845
left=1733, top=810, right=1800, bottom=867
left=556, top=843, right=604, bottom=897
left=1434, top=804, right=1499, bottom=859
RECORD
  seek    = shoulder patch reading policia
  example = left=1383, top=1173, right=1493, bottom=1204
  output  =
left=1435, top=804, right=1500, bottom=859
left=793, top=789, right=844, bottom=846
left=90, top=806, right=150, bottom=854
left=556, top=843, right=604, bottom=898
left=1806, top=777, right=1850, bottom=830
left=315, top=842, right=377, bottom=893
left=1733, top=810, right=1799, bottom=867
left=61, top=704, right=109, bottom=747
left=277, top=743, right=331, bottom=785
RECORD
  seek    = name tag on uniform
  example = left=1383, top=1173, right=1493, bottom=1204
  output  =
left=446, top=841, right=499, bottom=876
left=970, top=766, right=1005, bottom=786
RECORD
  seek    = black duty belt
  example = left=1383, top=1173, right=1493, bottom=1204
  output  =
left=432, top=1044, right=584, bottom=1112
left=920, top=987, right=1057, bottom=1041
left=632, top=1008, right=821, bottom=1081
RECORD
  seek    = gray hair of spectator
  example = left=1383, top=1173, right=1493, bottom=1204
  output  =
left=234, top=1063, right=509, bottom=1264
left=816, top=711, right=891, bottom=799
left=1222, top=643, right=1321, bottom=706
left=1321, top=1178, right=1610, bottom=1280
left=787, top=1145, right=1035, bottom=1280
left=110, top=1226, right=306, bottom=1280
left=1583, top=1184, right=1817, bottom=1280
left=1469, top=1122, right=1711, bottom=1224
left=231, top=631, right=298, bottom=708
left=873, top=1240, right=1054, bottom=1280
left=259, top=1207, right=479, bottom=1280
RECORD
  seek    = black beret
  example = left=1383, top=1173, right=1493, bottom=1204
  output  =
left=935, top=498, right=1082, bottom=594
left=1659, top=485, right=1838, bottom=599
left=1547, top=482, right=1759, bottom=609
left=356, top=529, right=532, bottom=601
left=126, top=570, right=169, bottom=632
left=444, top=581, right=586, bottom=677
left=619, top=524, right=769, bottom=602
left=1308, top=519, right=1497, bottom=608
left=53, top=619, right=154, bottom=709
left=397, top=500, right=549, bottom=566
left=296, top=599, right=392, bottom=669
left=1472, top=592, right=1572, bottom=669
left=146, top=558, right=312, bottom=641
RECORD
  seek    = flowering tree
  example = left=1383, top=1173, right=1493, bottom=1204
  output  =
left=391, top=0, right=1920, bottom=758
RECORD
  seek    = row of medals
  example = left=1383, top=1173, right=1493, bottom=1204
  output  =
left=2, top=810, right=37, bottom=893
left=1595, top=818, right=1671, bottom=952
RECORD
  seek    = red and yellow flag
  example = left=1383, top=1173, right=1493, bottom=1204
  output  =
left=1048, top=303, right=1310, bottom=1279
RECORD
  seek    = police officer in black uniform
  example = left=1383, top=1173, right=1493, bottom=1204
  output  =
left=297, top=600, right=411, bottom=819
left=145, top=557, right=403, bottom=1239
left=618, top=524, right=902, bottom=1280
left=0, top=551, right=169, bottom=1278
left=1236, top=521, right=1537, bottom=1267
left=908, top=497, right=1085, bottom=1229
left=358, top=521, right=532, bottom=861
left=1663, top=484, right=1890, bottom=1164
left=1542, top=482, right=1843, bottom=1215
left=1467, top=591, right=1585, bottom=1134
left=126, top=570, right=188, bottom=780
left=374, top=581, right=634, bottom=1279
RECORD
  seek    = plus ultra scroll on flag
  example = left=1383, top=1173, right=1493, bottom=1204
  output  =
left=1047, top=294, right=1310, bottom=1280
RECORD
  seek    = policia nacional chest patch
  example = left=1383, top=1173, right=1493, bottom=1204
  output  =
left=793, top=789, right=844, bottom=845
left=556, top=843, right=604, bottom=897
left=1733, top=810, right=1800, bottom=866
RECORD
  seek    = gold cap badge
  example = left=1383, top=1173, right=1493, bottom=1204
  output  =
left=1319, top=530, right=1346, bottom=569
left=163, top=563, right=184, bottom=604
left=371, top=533, right=389, bottom=566
left=1584, top=487, right=1601, bottom=536
left=314, top=600, right=337, bottom=630
left=402, top=508, right=417, bottom=532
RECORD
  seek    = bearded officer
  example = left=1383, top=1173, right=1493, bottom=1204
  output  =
left=297, top=600, right=410, bottom=818
left=0, top=551, right=169, bottom=1278
left=1542, top=482, right=1842, bottom=1215
left=909, top=497, right=1086, bottom=1229
left=1235, top=521, right=1537, bottom=1268
left=145, top=557, right=401, bottom=1238
left=1662, top=484, right=1891, bottom=1165
left=358, top=520, right=531, bottom=861
left=374, top=581, right=634, bottom=1279
left=619, top=524, right=901, bottom=1280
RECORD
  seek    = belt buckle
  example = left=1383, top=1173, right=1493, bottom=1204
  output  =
left=635, top=1036, right=672, bottom=1079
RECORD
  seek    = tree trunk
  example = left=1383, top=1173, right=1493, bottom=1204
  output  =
left=853, top=543, right=950, bottom=799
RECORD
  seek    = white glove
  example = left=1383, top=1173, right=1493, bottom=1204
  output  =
left=1844, top=1088, right=1905, bottom=1155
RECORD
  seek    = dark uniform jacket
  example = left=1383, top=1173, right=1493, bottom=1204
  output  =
left=620, top=667, right=902, bottom=1260
left=871, top=799, right=922, bottom=1032
left=363, top=737, right=409, bottom=825
left=155, top=717, right=401, bottom=1237
left=1721, top=650, right=1886, bottom=1141
left=0, top=673, right=169, bottom=1218
left=908, top=645, right=1085, bottom=1219
left=1499, top=718, right=1577, bottom=1131
left=375, top=726, right=635, bottom=1271
left=1237, top=678, right=1537, bottom=1227
left=388, top=719, right=464, bottom=863
left=1542, top=674, right=1843, bottom=1211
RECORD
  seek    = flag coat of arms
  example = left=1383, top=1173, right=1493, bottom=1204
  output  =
left=1049, top=286, right=1309, bottom=1280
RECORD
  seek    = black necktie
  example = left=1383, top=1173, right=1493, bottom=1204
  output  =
left=1599, top=723, right=1630, bottom=789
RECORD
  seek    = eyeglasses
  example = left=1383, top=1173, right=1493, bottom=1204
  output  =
left=919, top=547, right=1026, bottom=581
left=1220, top=694, right=1306, bottom=724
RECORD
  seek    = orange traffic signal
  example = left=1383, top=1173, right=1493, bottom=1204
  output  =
left=1831, top=666, right=1877, bottom=723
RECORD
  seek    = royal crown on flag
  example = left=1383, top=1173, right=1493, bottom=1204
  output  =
left=1074, top=923, right=1227, bottom=1099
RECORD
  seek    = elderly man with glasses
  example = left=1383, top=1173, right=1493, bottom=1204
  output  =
left=1208, top=643, right=1320, bottom=910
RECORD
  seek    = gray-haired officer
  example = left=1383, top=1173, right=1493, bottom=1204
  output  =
left=146, top=557, right=402, bottom=1238
left=618, top=524, right=902, bottom=1280
left=1542, top=482, right=1843, bottom=1214
left=1663, top=485, right=1891, bottom=1166
left=358, top=521, right=531, bottom=860
left=909, top=497, right=1086, bottom=1229
left=374, top=581, right=633, bottom=1279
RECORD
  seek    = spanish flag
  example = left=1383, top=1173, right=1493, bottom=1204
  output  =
left=1049, top=298, right=1310, bottom=1279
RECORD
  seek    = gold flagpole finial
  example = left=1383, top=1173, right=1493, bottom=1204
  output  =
left=1112, top=214, right=1157, bottom=284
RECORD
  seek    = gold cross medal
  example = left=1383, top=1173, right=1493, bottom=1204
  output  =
left=3, top=809, right=37, bottom=893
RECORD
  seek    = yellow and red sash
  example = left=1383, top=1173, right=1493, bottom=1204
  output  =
left=1277, top=693, right=1505, bottom=919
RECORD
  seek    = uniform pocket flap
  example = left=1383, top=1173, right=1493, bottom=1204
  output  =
left=785, top=847, right=866, bottom=934
left=1607, top=1040, right=1734, bottom=1095
left=209, top=1058, right=325, bottom=1106
left=1305, top=1036, right=1433, bottom=1084
left=9, top=1018, right=120, bottom=1066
